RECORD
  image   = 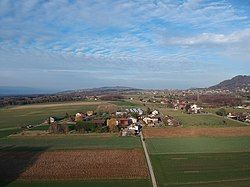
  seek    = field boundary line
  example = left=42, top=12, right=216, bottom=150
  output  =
left=140, top=133, right=158, bottom=187
left=164, top=177, right=250, bottom=186
left=149, top=150, right=250, bottom=155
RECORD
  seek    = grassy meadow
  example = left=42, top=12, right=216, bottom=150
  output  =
left=1, top=179, right=151, bottom=187
left=0, top=103, right=98, bottom=129
left=0, top=135, right=142, bottom=151
left=146, top=136, right=250, bottom=187
left=160, top=108, right=247, bottom=127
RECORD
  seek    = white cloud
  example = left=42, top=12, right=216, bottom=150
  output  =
left=0, top=0, right=249, bottom=89
left=165, top=28, right=250, bottom=45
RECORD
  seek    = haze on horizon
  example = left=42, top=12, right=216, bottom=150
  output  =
left=0, top=0, right=250, bottom=91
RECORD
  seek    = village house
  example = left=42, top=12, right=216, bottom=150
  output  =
left=115, top=111, right=127, bottom=117
left=49, top=117, right=55, bottom=124
left=178, top=101, right=187, bottom=110
left=245, top=115, right=250, bottom=123
left=227, top=112, right=237, bottom=119
left=75, top=112, right=85, bottom=122
left=117, top=118, right=129, bottom=128
left=143, top=117, right=159, bottom=127
left=190, top=104, right=203, bottom=114
left=126, top=108, right=144, bottom=116
left=86, top=110, right=94, bottom=116
left=128, top=117, right=137, bottom=124
left=164, top=115, right=180, bottom=126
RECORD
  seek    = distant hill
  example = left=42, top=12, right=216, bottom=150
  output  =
left=0, top=86, right=56, bottom=96
left=58, top=86, right=141, bottom=95
left=209, top=75, right=250, bottom=91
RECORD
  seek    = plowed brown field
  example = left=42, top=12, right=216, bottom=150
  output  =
left=0, top=149, right=149, bottom=180
left=143, top=127, right=250, bottom=138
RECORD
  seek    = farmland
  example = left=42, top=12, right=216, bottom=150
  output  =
left=146, top=136, right=250, bottom=186
left=0, top=134, right=150, bottom=187
left=0, top=102, right=103, bottom=129
left=143, top=127, right=250, bottom=138
left=0, top=134, right=142, bottom=150
left=1, top=179, right=151, bottom=187
left=0, top=101, right=150, bottom=187
left=159, top=108, right=247, bottom=127
left=0, top=149, right=148, bottom=180
left=1, top=99, right=250, bottom=187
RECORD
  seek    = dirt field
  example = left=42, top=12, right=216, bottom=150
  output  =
left=10, top=101, right=107, bottom=110
left=0, top=149, right=149, bottom=181
left=143, top=127, right=250, bottom=138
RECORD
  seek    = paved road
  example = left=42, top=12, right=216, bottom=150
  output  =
left=140, top=132, right=158, bottom=187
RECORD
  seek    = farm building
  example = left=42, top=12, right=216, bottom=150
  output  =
left=115, top=111, right=127, bottom=117
left=190, top=104, right=203, bottom=114
left=117, top=118, right=129, bottom=128
left=86, top=110, right=94, bottom=116
left=126, top=108, right=144, bottom=115
left=128, top=117, right=137, bottom=124
left=75, top=113, right=85, bottom=122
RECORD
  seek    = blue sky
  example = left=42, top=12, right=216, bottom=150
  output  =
left=0, top=0, right=250, bottom=90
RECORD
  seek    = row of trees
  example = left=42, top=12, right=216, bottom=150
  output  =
left=75, top=121, right=109, bottom=133
left=49, top=121, right=109, bottom=134
left=186, top=94, right=242, bottom=107
left=0, top=94, right=86, bottom=107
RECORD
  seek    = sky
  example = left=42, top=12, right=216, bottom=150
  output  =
left=0, top=0, right=250, bottom=91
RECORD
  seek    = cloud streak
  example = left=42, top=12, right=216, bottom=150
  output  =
left=0, top=0, right=249, bottom=89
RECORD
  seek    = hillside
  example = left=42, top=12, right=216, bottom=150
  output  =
left=209, top=75, right=250, bottom=91
left=0, top=86, right=56, bottom=96
left=57, top=86, right=141, bottom=95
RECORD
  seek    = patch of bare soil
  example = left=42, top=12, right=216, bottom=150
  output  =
left=143, top=127, right=250, bottom=138
left=0, top=149, right=149, bottom=181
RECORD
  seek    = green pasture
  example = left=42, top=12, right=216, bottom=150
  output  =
left=110, top=100, right=141, bottom=108
left=204, top=107, right=250, bottom=114
left=151, top=152, right=250, bottom=187
left=160, top=108, right=247, bottom=127
left=1, top=179, right=151, bottom=187
left=146, top=137, right=250, bottom=154
left=146, top=136, right=250, bottom=187
left=0, top=104, right=97, bottom=129
left=0, top=135, right=141, bottom=151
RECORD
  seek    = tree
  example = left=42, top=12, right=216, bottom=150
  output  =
left=215, top=108, right=228, bottom=116
left=75, top=121, right=84, bottom=133
left=146, top=107, right=151, bottom=115
left=185, top=104, right=191, bottom=113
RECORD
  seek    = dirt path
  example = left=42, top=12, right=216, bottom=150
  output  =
left=140, top=132, right=158, bottom=187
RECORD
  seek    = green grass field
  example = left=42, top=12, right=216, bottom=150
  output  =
left=0, top=133, right=146, bottom=187
left=1, top=179, right=151, bottom=187
left=0, top=104, right=97, bottom=129
left=110, top=100, right=142, bottom=108
left=0, top=128, right=22, bottom=138
left=151, top=152, right=250, bottom=187
left=146, top=137, right=250, bottom=187
left=160, top=108, right=247, bottom=127
left=203, top=107, right=250, bottom=114
left=29, top=124, right=50, bottom=131
left=0, top=101, right=150, bottom=187
left=146, top=137, right=250, bottom=154
left=0, top=135, right=142, bottom=151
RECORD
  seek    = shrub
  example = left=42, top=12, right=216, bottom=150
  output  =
left=215, top=108, right=228, bottom=116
